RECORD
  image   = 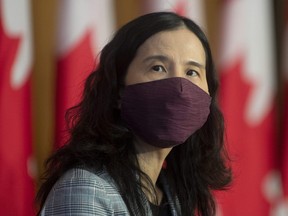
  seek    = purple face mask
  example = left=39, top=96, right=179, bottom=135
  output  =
left=121, top=77, right=211, bottom=148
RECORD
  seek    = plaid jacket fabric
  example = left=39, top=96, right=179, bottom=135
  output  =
left=41, top=167, right=181, bottom=216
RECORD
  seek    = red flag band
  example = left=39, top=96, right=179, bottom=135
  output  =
left=55, top=0, right=115, bottom=147
left=218, top=0, right=276, bottom=215
left=0, top=0, right=35, bottom=215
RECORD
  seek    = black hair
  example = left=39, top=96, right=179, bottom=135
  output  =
left=36, top=12, right=232, bottom=216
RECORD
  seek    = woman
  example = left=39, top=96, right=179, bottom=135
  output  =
left=37, top=12, right=232, bottom=216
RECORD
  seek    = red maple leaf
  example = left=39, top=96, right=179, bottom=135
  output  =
left=217, top=56, right=276, bottom=216
left=0, top=16, right=34, bottom=216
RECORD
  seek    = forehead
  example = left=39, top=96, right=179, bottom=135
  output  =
left=135, top=27, right=206, bottom=62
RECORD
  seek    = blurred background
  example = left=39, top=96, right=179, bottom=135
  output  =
left=0, top=0, right=287, bottom=215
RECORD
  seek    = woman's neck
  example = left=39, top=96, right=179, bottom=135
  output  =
left=133, top=137, right=172, bottom=204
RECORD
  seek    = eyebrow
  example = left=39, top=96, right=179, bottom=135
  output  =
left=186, top=60, right=205, bottom=69
left=143, top=55, right=205, bottom=69
left=143, top=55, right=169, bottom=63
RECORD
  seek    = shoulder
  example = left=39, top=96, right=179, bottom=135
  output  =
left=41, top=167, right=129, bottom=216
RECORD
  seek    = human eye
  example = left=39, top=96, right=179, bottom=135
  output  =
left=151, top=65, right=166, bottom=72
left=186, top=69, right=200, bottom=77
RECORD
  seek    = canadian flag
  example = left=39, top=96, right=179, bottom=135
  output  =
left=218, top=0, right=276, bottom=215
left=55, top=0, right=115, bottom=146
left=141, top=0, right=205, bottom=27
left=0, top=0, right=35, bottom=215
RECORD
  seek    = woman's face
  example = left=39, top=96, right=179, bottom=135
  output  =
left=125, top=27, right=209, bottom=94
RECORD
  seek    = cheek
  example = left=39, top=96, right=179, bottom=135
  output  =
left=195, top=80, right=209, bottom=94
left=200, top=72, right=209, bottom=94
left=125, top=70, right=149, bottom=86
left=203, top=83, right=209, bottom=94
left=125, top=62, right=140, bottom=85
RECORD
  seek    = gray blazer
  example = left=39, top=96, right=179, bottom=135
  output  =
left=41, top=167, right=181, bottom=215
